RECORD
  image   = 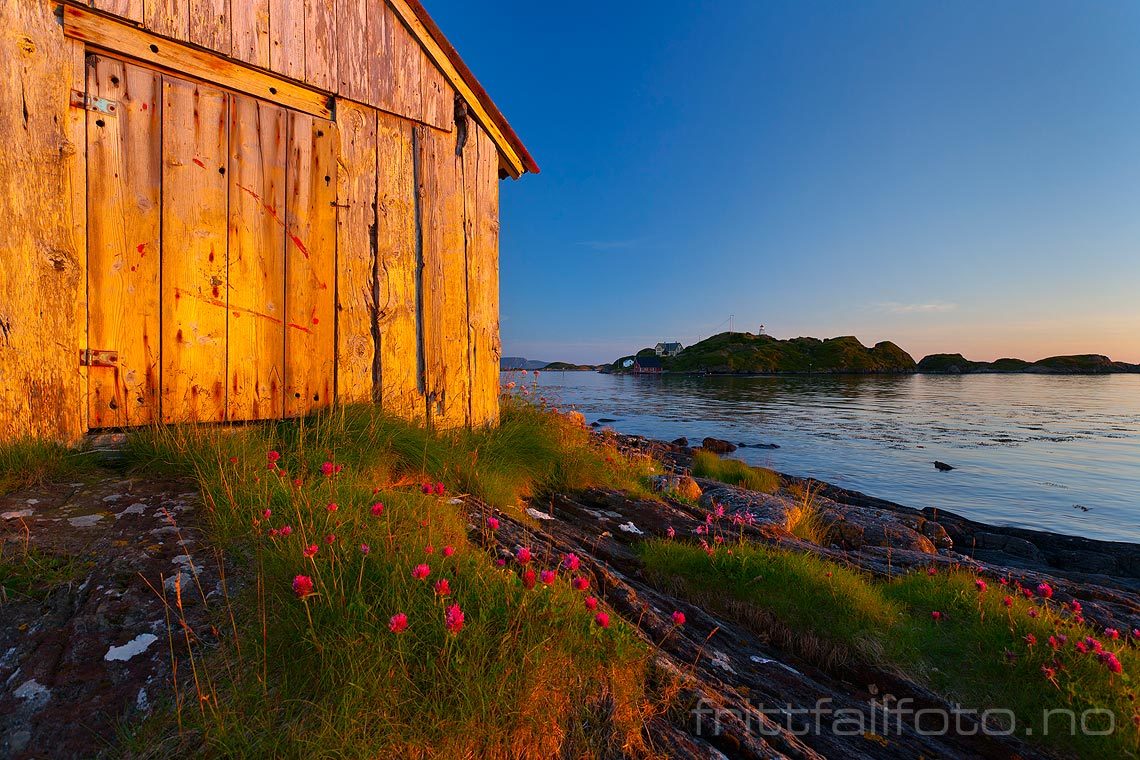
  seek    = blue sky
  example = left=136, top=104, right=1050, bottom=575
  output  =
left=430, top=0, right=1140, bottom=364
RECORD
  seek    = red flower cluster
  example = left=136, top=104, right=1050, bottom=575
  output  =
left=444, top=604, right=465, bottom=635
left=292, top=574, right=314, bottom=599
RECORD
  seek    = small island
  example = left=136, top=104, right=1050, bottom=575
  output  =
left=601, top=332, right=1140, bottom=375
left=917, top=352, right=1140, bottom=374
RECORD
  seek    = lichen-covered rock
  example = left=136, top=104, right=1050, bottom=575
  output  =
left=699, top=484, right=791, bottom=528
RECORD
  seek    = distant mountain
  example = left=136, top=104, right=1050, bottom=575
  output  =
left=500, top=357, right=549, bottom=371
left=918, top=353, right=1140, bottom=374
left=607, top=333, right=917, bottom=374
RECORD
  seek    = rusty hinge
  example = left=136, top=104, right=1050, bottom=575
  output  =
left=69, top=90, right=119, bottom=115
left=79, top=349, right=118, bottom=367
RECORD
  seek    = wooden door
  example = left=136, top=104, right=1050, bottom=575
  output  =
left=161, top=76, right=229, bottom=423
left=86, top=56, right=338, bottom=428
left=226, top=94, right=288, bottom=421
left=86, top=56, right=162, bottom=428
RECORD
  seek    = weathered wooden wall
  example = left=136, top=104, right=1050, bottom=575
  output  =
left=0, top=0, right=87, bottom=442
left=91, top=0, right=453, bottom=131
left=0, top=0, right=503, bottom=442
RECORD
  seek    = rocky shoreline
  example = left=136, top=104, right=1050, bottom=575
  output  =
left=453, top=428, right=1140, bottom=757
left=611, top=432, right=1140, bottom=628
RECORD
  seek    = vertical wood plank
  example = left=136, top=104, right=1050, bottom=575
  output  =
left=93, top=0, right=144, bottom=25
left=0, top=0, right=85, bottom=442
left=335, top=0, right=369, bottom=101
left=421, top=54, right=452, bottom=131
left=190, top=0, right=231, bottom=57
left=472, top=124, right=501, bottom=426
left=385, top=3, right=423, bottom=122
left=417, top=123, right=468, bottom=428
left=284, top=111, right=337, bottom=416
left=232, top=0, right=270, bottom=69
left=377, top=113, right=423, bottom=422
left=67, top=41, right=89, bottom=436
left=269, top=0, right=305, bottom=80
left=305, top=0, right=337, bottom=91
left=87, top=58, right=163, bottom=428
left=228, top=93, right=287, bottom=421
left=364, top=0, right=388, bottom=106
left=335, top=102, right=378, bottom=404
left=161, top=76, right=229, bottom=423
left=144, top=0, right=190, bottom=41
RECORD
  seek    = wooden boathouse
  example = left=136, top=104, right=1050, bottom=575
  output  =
left=0, top=0, right=536, bottom=442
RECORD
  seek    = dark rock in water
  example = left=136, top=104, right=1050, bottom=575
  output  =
left=670, top=437, right=689, bottom=447
left=589, top=422, right=600, bottom=428
left=934, top=461, right=955, bottom=472
left=701, top=437, right=737, bottom=454
left=739, top=442, right=780, bottom=449
left=596, top=418, right=619, bottom=423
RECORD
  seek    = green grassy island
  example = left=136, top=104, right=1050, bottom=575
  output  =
left=609, top=332, right=917, bottom=374
left=606, top=333, right=1140, bottom=375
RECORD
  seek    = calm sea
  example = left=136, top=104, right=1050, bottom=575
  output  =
left=512, top=371, right=1140, bottom=543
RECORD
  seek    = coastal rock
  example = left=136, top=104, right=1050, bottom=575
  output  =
left=822, top=512, right=937, bottom=555
left=973, top=532, right=1044, bottom=561
left=917, top=518, right=954, bottom=550
left=0, top=475, right=227, bottom=758
left=700, top=437, right=737, bottom=454
left=670, top=437, right=689, bottom=447
left=649, top=475, right=703, bottom=502
left=699, top=484, right=791, bottom=527
left=697, top=481, right=941, bottom=554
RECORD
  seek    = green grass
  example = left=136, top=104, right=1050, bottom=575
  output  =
left=641, top=539, right=1140, bottom=757
left=117, top=399, right=663, bottom=757
left=785, top=481, right=829, bottom=544
left=0, top=438, right=98, bottom=494
left=691, top=450, right=780, bottom=493
left=0, top=545, right=86, bottom=603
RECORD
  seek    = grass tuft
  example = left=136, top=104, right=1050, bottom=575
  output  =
left=0, top=438, right=98, bottom=494
left=117, top=399, right=663, bottom=757
left=785, top=480, right=828, bottom=544
left=691, top=450, right=779, bottom=493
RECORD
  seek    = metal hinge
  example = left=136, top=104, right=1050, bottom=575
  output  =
left=79, top=349, right=118, bottom=367
left=69, top=90, right=119, bottom=115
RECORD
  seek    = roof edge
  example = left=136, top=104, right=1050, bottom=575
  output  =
left=395, top=0, right=539, bottom=177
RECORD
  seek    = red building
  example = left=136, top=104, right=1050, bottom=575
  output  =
left=632, top=356, right=663, bottom=374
